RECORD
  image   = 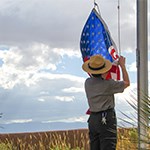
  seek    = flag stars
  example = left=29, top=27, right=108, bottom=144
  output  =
left=86, top=33, right=89, bottom=36
left=81, top=48, right=84, bottom=51
left=86, top=25, right=89, bottom=28
left=83, top=48, right=86, bottom=51
left=101, top=41, right=105, bottom=45
left=95, top=43, right=99, bottom=47
left=92, top=40, right=95, bottom=43
left=98, top=39, right=102, bottom=42
left=80, top=9, right=115, bottom=63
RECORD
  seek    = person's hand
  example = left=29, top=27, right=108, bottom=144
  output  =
left=118, top=56, right=126, bottom=68
left=118, top=56, right=130, bottom=88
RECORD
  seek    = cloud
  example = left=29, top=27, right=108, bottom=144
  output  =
left=115, top=83, right=137, bottom=127
left=0, top=44, right=60, bottom=69
left=0, top=0, right=93, bottom=49
left=0, top=0, right=149, bottom=132
left=55, top=96, right=75, bottom=102
left=4, top=119, right=32, bottom=124
left=0, top=43, right=82, bottom=89
left=42, top=115, right=88, bottom=123
left=128, top=61, right=137, bottom=72
left=53, top=48, right=81, bottom=58
left=115, top=82, right=137, bottom=104
left=0, top=36, right=86, bottom=122
left=62, top=87, right=84, bottom=93
left=38, top=98, right=45, bottom=102
left=128, top=60, right=150, bottom=73
left=0, top=0, right=138, bottom=52
left=0, top=72, right=87, bottom=123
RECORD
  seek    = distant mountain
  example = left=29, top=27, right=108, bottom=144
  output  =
left=0, top=122, right=88, bottom=134
left=0, top=120, right=135, bottom=134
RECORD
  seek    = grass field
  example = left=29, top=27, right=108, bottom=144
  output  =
left=0, top=128, right=143, bottom=150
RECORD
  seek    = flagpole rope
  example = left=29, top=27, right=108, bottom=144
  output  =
left=94, top=0, right=121, bottom=56
left=117, top=0, right=121, bottom=55
left=94, top=0, right=97, bottom=7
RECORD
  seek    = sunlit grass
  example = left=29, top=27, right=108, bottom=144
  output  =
left=117, top=128, right=138, bottom=150
left=0, top=128, right=144, bottom=150
left=0, top=129, right=89, bottom=150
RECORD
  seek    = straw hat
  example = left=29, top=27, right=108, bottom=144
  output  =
left=82, top=55, right=112, bottom=74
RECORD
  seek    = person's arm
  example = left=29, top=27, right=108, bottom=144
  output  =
left=118, top=56, right=130, bottom=89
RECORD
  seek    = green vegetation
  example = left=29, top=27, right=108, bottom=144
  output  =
left=118, top=92, right=150, bottom=150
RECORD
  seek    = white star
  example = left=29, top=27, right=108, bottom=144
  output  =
left=86, top=25, right=89, bottom=28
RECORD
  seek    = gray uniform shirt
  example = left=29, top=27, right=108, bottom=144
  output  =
left=85, top=77, right=125, bottom=112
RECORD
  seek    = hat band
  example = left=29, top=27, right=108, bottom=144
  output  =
left=88, top=63, right=105, bottom=71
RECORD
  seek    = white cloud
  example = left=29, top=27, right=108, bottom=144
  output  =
left=38, top=98, right=45, bottom=102
left=115, top=82, right=137, bottom=104
left=63, top=116, right=88, bottom=122
left=55, top=96, right=75, bottom=102
left=53, top=48, right=81, bottom=58
left=0, top=43, right=59, bottom=71
left=128, top=61, right=137, bottom=72
left=4, top=119, right=32, bottom=124
left=62, top=87, right=84, bottom=93
left=123, top=48, right=134, bottom=54
left=0, top=71, right=87, bottom=124
left=0, top=43, right=84, bottom=89
left=42, top=115, right=88, bottom=123
left=0, top=0, right=139, bottom=52
left=128, top=61, right=150, bottom=72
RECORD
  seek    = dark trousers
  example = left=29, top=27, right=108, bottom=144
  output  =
left=88, top=109, right=117, bottom=150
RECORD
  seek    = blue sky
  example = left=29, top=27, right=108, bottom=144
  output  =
left=0, top=0, right=149, bottom=133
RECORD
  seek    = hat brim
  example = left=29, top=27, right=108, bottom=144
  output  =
left=82, top=59, right=112, bottom=74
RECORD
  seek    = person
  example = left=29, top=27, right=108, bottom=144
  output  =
left=82, top=55, right=130, bottom=150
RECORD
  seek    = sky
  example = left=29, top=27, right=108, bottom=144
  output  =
left=0, top=0, right=150, bottom=133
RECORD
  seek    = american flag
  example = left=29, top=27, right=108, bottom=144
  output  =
left=80, top=8, right=120, bottom=80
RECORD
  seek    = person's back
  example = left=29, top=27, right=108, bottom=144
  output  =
left=85, top=77, right=124, bottom=112
left=82, top=55, right=130, bottom=150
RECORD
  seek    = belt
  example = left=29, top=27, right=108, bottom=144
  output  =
left=90, top=108, right=115, bottom=115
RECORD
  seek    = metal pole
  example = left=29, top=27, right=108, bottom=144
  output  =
left=137, top=0, right=148, bottom=149
left=117, top=0, right=121, bottom=55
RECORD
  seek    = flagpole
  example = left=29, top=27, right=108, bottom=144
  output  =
left=137, top=0, right=148, bottom=149
left=117, top=0, right=121, bottom=55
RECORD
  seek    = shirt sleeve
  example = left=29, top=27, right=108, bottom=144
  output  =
left=108, top=79, right=125, bottom=94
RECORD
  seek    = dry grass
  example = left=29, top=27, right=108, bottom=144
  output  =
left=117, top=128, right=138, bottom=150
left=0, top=129, right=89, bottom=150
left=0, top=128, right=149, bottom=150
